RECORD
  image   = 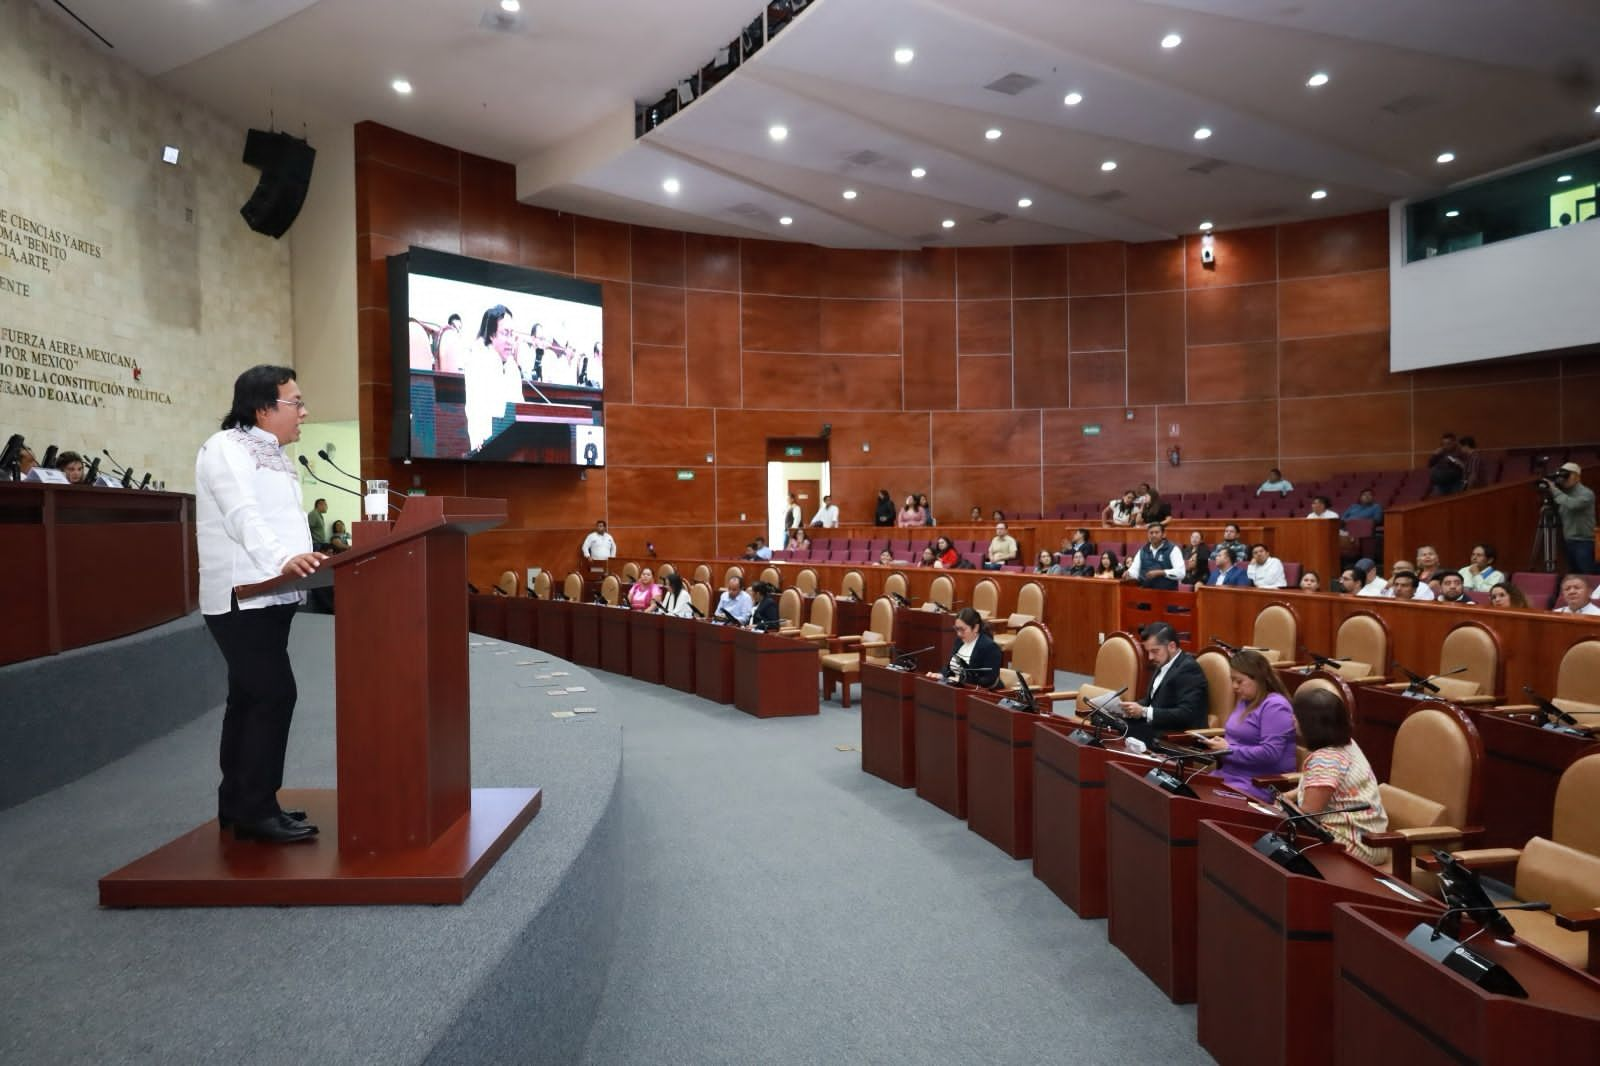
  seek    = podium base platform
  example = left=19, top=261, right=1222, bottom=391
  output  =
left=98, top=786, right=542, bottom=907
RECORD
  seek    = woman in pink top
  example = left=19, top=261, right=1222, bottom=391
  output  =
left=897, top=494, right=924, bottom=527
left=627, top=567, right=662, bottom=611
left=1289, top=686, right=1389, bottom=865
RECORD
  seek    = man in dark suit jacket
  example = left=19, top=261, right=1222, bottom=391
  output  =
left=1119, top=622, right=1209, bottom=743
left=1210, top=546, right=1252, bottom=586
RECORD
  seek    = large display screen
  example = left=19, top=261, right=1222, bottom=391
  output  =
left=388, top=247, right=605, bottom=465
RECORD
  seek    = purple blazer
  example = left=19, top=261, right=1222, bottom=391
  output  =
left=1218, top=692, right=1297, bottom=801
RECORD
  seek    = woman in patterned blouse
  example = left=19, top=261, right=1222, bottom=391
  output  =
left=1289, top=686, right=1390, bottom=866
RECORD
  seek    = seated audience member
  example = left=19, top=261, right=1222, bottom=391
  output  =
left=659, top=572, right=695, bottom=617
left=1133, top=482, right=1153, bottom=511
left=1414, top=545, right=1443, bottom=584
left=1299, top=570, right=1322, bottom=593
left=874, top=489, right=896, bottom=527
left=897, top=494, right=924, bottom=527
left=810, top=495, right=840, bottom=528
left=628, top=567, right=663, bottom=610
left=991, top=509, right=1006, bottom=522
left=753, top=537, right=772, bottom=560
left=1305, top=496, right=1337, bottom=519
left=1457, top=543, right=1505, bottom=591
left=1065, top=527, right=1097, bottom=557
left=1437, top=572, right=1473, bottom=605
left=1124, top=521, right=1184, bottom=590
left=932, top=535, right=961, bottom=569
left=1033, top=550, right=1056, bottom=575
left=1354, top=559, right=1387, bottom=597
left=784, top=529, right=804, bottom=551
left=1341, top=488, right=1384, bottom=523
left=917, top=494, right=936, bottom=526
left=1118, top=622, right=1209, bottom=744
left=1425, top=432, right=1466, bottom=497
left=927, top=607, right=1002, bottom=688
left=1247, top=543, right=1286, bottom=588
left=878, top=549, right=897, bottom=566
left=1191, top=649, right=1297, bottom=802
left=1103, top=490, right=1139, bottom=527
left=1425, top=573, right=1445, bottom=599
left=983, top=522, right=1019, bottom=570
left=1141, top=490, right=1172, bottom=525
left=1552, top=574, right=1600, bottom=616
left=1183, top=531, right=1209, bottom=585
left=1093, top=551, right=1123, bottom=580
left=715, top=575, right=753, bottom=624
left=797, top=534, right=813, bottom=553
left=326, top=520, right=351, bottom=554
left=969, top=506, right=983, bottom=522
left=1290, top=687, right=1389, bottom=865
left=1210, top=546, right=1251, bottom=586
left=1489, top=582, right=1530, bottom=609
left=918, top=546, right=938, bottom=567
left=1209, top=524, right=1245, bottom=568
left=54, top=450, right=87, bottom=484
left=1337, top=568, right=1362, bottom=595
left=1055, top=549, right=1093, bottom=577
left=746, top=581, right=781, bottom=629
left=1386, top=571, right=1433, bottom=601
left=1257, top=467, right=1293, bottom=496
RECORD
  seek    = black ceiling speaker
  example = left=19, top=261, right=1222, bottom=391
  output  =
left=239, top=129, right=316, bottom=239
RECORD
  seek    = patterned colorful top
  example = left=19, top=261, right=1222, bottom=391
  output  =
left=1296, top=742, right=1389, bottom=866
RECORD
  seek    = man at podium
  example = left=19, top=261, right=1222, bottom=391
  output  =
left=194, top=365, right=327, bottom=844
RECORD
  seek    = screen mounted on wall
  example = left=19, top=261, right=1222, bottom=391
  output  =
left=389, top=247, right=605, bottom=466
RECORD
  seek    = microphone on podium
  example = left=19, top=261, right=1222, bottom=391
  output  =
left=298, top=455, right=361, bottom=498
left=316, top=449, right=408, bottom=503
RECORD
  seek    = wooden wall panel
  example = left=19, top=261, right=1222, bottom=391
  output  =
left=1068, top=242, right=1125, bottom=295
left=958, top=355, right=1014, bottom=410
left=903, top=301, right=957, bottom=410
left=956, top=246, right=1012, bottom=299
left=1185, top=227, right=1275, bottom=288
left=1279, top=333, right=1399, bottom=397
left=820, top=299, right=902, bottom=354
left=574, top=217, right=630, bottom=282
left=631, top=284, right=685, bottom=347
left=742, top=239, right=819, bottom=297
left=685, top=232, right=739, bottom=291
left=932, top=411, right=1041, bottom=467
left=830, top=467, right=933, bottom=512
left=740, top=354, right=902, bottom=410
left=936, top=466, right=1042, bottom=518
left=464, top=463, right=605, bottom=529
left=356, top=123, right=459, bottom=182
left=818, top=248, right=901, bottom=299
left=957, top=300, right=1012, bottom=354
left=822, top=412, right=931, bottom=466
left=459, top=154, right=519, bottom=266
left=1278, top=212, right=1388, bottom=278
left=1013, top=298, right=1070, bottom=409
left=714, top=410, right=835, bottom=464
left=712, top=467, right=769, bottom=525
left=902, top=248, right=955, bottom=300
left=518, top=207, right=575, bottom=274
left=1156, top=400, right=1278, bottom=461
left=1070, top=351, right=1127, bottom=408
left=607, top=467, right=715, bottom=526
left=1044, top=407, right=1157, bottom=465
left=1044, top=464, right=1158, bottom=509
left=1187, top=283, right=1277, bottom=346
left=598, top=281, right=632, bottom=405
left=1126, top=291, right=1187, bottom=406
left=1070, top=295, right=1126, bottom=351
left=358, top=161, right=461, bottom=252
left=1186, top=341, right=1278, bottom=402
left=631, top=227, right=686, bottom=288
left=1013, top=245, right=1071, bottom=298
left=1279, top=393, right=1411, bottom=457
left=685, top=291, right=741, bottom=408
left=631, top=345, right=687, bottom=406
left=742, top=295, right=820, bottom=352
left=1279, top=270, right=1388, bottom=339
left=1127, top=239, right=1184, bottom=293
left=604, top=405, right=714, bottom=467
left=1409, top=381, right=1555, bottom=451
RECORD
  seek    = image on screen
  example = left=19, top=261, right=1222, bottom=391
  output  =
left=391, top=248, right=605, bottom=465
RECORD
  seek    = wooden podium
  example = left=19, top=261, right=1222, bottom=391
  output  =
left=99, top=496, right=542, bottom=907
left=965, top=693, right=1047, bottom=859
left=732, top=628, right=821, bottom=718
left=598, top=605, right=632, bottom=675
left=693, top=621, right=737, bottom=704
left=860, top=662, right=917, bottom=788
left=661, top=615, right=698, bottom=693
left=629, top=610, right=666, bottom=684
left=895, top=607, right=956, bottom=674
left=913, top=674, right=973, bottom=818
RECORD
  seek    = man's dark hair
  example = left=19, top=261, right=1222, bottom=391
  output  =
left=315, top=497, right=326, bottom=507
left=1251, top=542, right=1269, bottom=554
left=1148, top=521, right=1165, bottom=532
left=55, top=450, right=82, bottom=468
left=221, top=365, right=295, bottom=430
left=1459, top=435, right=1476, bottom=448
left=1313, top=495, right=1330, bottom=508
left=1476, top=543, right=1496, bottom=562
left=1219, top=546, right=1239, bottom=564
left=1293, top=687, right=1351, bottom=749
left=476, top=305, right=513, bottom=346
left=1140, top=621, right=1178, bottom=645
left=1392, top=572, right=1418, bottom=590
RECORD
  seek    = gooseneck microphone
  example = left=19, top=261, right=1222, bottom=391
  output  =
left=102, top=448, right=131, bottom=478
left=298, top=454, right=361, bottom=498
left=138, top=472, right=153, bottom=491
left=40, top=444, right=58, bottom=469
left=1430, top=901, right=1550, bottom=944
left=1300, top=647, right=1348, bottom=671
left=891, top=645, right=935, bottom=671
left=82, top=456, right=101, bottom=485
left=1274, top=797, right=1371, bottom=845
left=1392, top=661, right=1440, bottom=694
left=316, top=449, right=408, bottom=503
left=1210, top=636, right=1240, bottom=654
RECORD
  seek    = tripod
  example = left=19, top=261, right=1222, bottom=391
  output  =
left=1529, top=500, right=1562, bottom=573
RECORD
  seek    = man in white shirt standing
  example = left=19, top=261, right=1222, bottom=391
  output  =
left=581, top=519, right=616, bottom=564
left=811, top=495, right=839, bottom=528
left=1246, top=543, right=1287, bottom=588
left=196, top=366, right=326, bottom=844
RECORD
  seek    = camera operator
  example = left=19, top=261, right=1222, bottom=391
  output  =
left=1541, top=462, right=1595, bottom=574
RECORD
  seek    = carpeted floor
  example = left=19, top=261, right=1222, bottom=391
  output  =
left=577, top=672, right=1211, bottom=1066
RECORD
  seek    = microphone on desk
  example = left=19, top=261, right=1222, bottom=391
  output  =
left=688, top=602, right=704, bottom=618
left=1209, top=636, right=1241, bottom=654
left=888, top=592, right=913, bottom=608
left=102, top=448, right=132, bottom=478
left=137, top=472, right=152, bottom=491
left=81, top=456, right=101, bottom=485
left=1391, top=661, right=1440, bottom=695
left=0, top=433, right=25, bottom=478
left=890, top=645, right=935, bottom=671
left=298, top=455, right=361, bottom=498
left=1429, top=901, right=1550, bottom=944
left=1273, top=796, right=1370, bottom=845
left=1299, top=647, right=1348, bottom=672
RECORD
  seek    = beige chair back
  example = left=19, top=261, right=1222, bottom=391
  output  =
left=532, top=570, right=552, bottom=600
left=1250, top=603, right=1297, bottom=663
left=1555, top=640, right=1600, bottom=719
left=841, top=570, right=865, bottom=599
left=927, top=574, right=955, bottom=612
left=884, top=571, right=908, bottom=599
left=1008, top=622, right=1052, bottom=687
left=1434, top=621, right=1501, bottom=698
left=760, top=566, right=781, bottom=588
left=1387, top=705, right=1481, bottom=830
left=1553, top=753, right=1600, bottom=857
left=690, top=582, right=712, bottom=617
left=496, top=570, right=518, bottom=596
left=621, top=561, right=640, bottom=581
left=972, top=579, right=1000, bottom=620
left=795, top=568, right=818, bottom=596
left=1016, top=581, right=1045, bottom=621
left=869, top=596, right=895, bottom=642
left=1515, top=837, right=1600, bottom=916
left=600, top=574, right=621, bottom=605
left=563, top=572, right=584, bottom=601
left=1075, top=632, right=1141, bottom=712
left=724, top=565, right=744, bottom=586
left=804, top=592, right=837, bottom=641
left=693, top=564, right=711, bottom=585
left=658, top=562, right=676, bottom=579
left=1194, top=648, right=1234, bottom=729
left=1333, top=612, right=1388, bottom=679
left=778, top=587, right=803, bottom=628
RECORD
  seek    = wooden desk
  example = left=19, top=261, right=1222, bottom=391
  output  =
left=1332, top=903, right=1600, bottom=1066
left=693, top=621, right=736, bottom=704
left=860, top=662, right=917, bottom=788
left=1196, top=821, right=1440, bottom=1066
left=661, top=616, right=698, bottom=693
left=836, top=596, right=870, bottom=638
left=913, top=675, right=973, bottom=818
left=504, top=598, right=536, bottom=648
left=732, top=628, right=820, bottom=718
left=1104, top=762, right=1282, bottom=1002
left=1473, top=712, right=1597, bottom=848
left=569, top=602, right=602, bottom=668
left=965, top=693, right=1047, bottom=859
left=1119, top=585, right=1198, bottom=650
left=534, top=598, right=570, bottom=660
left=469, top=594, right=506, bottom=640
left=1031, top=727, right=1160, bottom=917
left=895, top=607, right=955, bottom=675
left=598, top=605, right=632, bottom=675
left=629, top=610, right=666, bottom=684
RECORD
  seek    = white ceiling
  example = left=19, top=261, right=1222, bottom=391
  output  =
left=39, top=0, right=1600, bottom=248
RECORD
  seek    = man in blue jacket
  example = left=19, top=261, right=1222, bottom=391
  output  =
left=1210, top=546, right=1251, bottom=586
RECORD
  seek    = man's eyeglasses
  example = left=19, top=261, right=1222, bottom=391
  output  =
left=274, top=399, right=307, bottom=410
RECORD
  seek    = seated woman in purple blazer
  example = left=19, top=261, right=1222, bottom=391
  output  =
left=1192, top=648, right=1296, bottom=801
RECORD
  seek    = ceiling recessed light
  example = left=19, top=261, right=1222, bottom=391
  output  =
left=1198, top=220, right=1214, bottom=232
left=500, top=0, right=520, bottom=11
left=1310, top=188, right=1328, bottom=200
left=1161, top=33, right=1182, bottom=49
left=1017, top=197, right=1033, bottom=208
left=894, top=47, right=915, bottom=65
left=842, top=189, right=857, bottom=200
left=1444, top=210, right=1460, bottom=218
left=1594, top=102, right=1600, bottom=114
left=910, top=166, right=926, bottom=179
left=985, top=127, right=1002, bottom=140
left=941, top=219, right=956, bottom=229
left=1193, top=126, right=1213, bottom=140
left=1064, top=91, right=1083, bottom=107
left=1306, top=72, right=1329, bottom=88
left=1436, top=151, right=1456, bottom=164
left=779, top=216, right=793, bottom=226
left=161, top=145, right=180, bottom=165
left=1557, top=173, right=1574, bottom=183
left=1100, top=160, right=1117, bottom=172
left=662, top=177, right=680, bottom=194
left=768, top=125, right=788, bottom=142
left=391, top=78, right=412, bottom=95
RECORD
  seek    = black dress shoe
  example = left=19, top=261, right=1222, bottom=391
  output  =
left=281, top=808, right=308, bottom=822
left=218, top=808, right=309, bottom=830
left=231, top=815, right=318, bottom=843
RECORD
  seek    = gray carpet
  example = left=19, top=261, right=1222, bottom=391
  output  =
left=576, top=672, right=1211, bottom=1066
